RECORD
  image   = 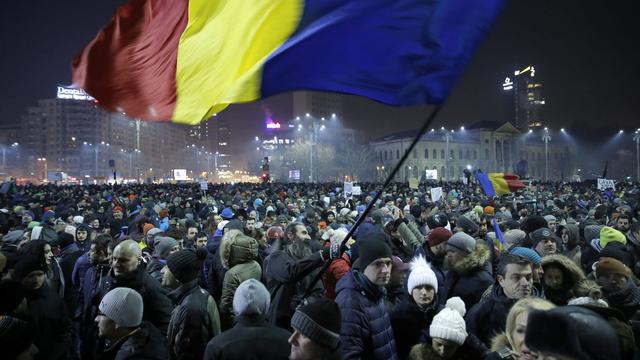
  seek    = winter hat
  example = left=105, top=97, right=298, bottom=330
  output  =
left=142, top=223, right=154, bottom=236
left=428, top=227, right=452, bottom=247
left=529, top=228, right=559, bottom=248
left=584, top=225, right=604, bottom=243
left=456, top=215, right=479, bottom=235
left=407, top=255, right=438, bottom=295
left=266, top=226, right=284, bottom=240
left=504, top=229, right=526, bottom=246
left=153, top=236, right=178, bottom=258
left=543, top=215, right=557, bottom=224
left=509, top=247, right=542, bottom=266
left=484, top=206, right=495, bottom=216
left=57, top=233, right=75, bottom=249
left=22, top=210, right=35, bottom=220
left=147, top=227, right=163, bottom=238
left=525, top=306, right=620, bottom=360
left=167, top=249, right=207, bottom=283
left=523, top=215, right=548, bottom=234
left=64, top=225, right=77, bottom=238
left=220, top=208, right=235, bottom=220
left=567, top=297, right=609, bottom=308
left=13, top=255, right=47, bottom=280
left=224, top=219, right=244, bottom=232
left=391, top=255, right=410, bottom=273
left=99, top=287, right=143, bottom=328
left=72, top=215, right=84, bottom=225
left=0, top=316, right=34, bottom=359
left=447, top=232, right=476, bottom=255
left=291, top=298, right=342, bottom=350
left=599, top=227, right=626, bottom=248
left=429, top=297, right=468, bottom=345
left=2, top=230, right=24, bottom=245
left=41, top=210, right=56, bottom=224
left=0, top=280, right=26, bottom=314
left=595, top=257, right=631, bottom=279
left=233, top=279, right=270, bottom=316
left=357, top=236, right=392, bottom=270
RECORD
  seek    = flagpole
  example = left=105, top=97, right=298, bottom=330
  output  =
left=301, top=105, right=443, bottom=301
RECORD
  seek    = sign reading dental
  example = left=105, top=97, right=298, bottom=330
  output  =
left=57, top=86, right=95, bottom=101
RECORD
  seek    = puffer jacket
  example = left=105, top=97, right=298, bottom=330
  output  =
left=390, top=297, right=441, bottom=360
left=540, top=253, right=586, bottom=305
left=98, top=322, right=169, bottom=360
left=441, top=242, right=493, bottom=309
left=219, top=234, right=262, bottom=329
left=398, top=222, right=422, bottom=252
left=465, top=284, right=518, bottom=348
left=335, top=270, right=399, bottom=360
left=167, top=282, right=221, bottom=360
left=322, top=243, right=351, bottom=300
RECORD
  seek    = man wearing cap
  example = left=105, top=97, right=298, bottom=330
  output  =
left=335, top=235, right=398, bottom=360
left=289, top=298, right=342, bottom=360
left=265, top=222, right=340, bottom=330
left=204, top=279, right=291, bottom=359
left=146, top=236, right=179, bottom=282
left=95, top=287, right=169, bottom=359
left=162, top=249, right=220, bottom=359
left=416, top=227, right=451, bottom=298
left=595, top=257, right=640, bottom=321
left=441, top=232, right=493, bottom=309
left=530, top=227, right=559, bottom=257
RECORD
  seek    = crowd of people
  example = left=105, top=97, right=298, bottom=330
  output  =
left=0, top=179, right=639, bottom=359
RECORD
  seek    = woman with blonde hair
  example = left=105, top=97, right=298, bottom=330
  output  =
left=485, top=298, right=555, bottom=360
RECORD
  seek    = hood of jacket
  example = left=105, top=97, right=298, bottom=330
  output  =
left=220, top=233, right=258, bottom=268
left=490, top=333, right=512, bottom=353
left=452, top=242, right=491, bottom=275
left=558, top=223, right=580, bottom=249
left=541, top=254, right=585, bottom=289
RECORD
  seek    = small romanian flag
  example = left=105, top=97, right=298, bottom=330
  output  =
left=72, top=0, right=505, bottom=125
left=476, top=170, right=525, bottom=197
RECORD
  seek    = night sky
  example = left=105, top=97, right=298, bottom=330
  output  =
left=1, top=1, right=639, bottom=153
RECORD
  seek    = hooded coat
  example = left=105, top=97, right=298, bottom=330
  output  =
left=441, top=242, right=493, bottom=309
left=465, top=284, right=518, bottom=349
left=540, top=254, right=586, bottom=305
left=219, top=234, right=261, bottom=329
left=484, top=333, right=517, bottom=360
left=558, top=224, right=581, bottom=266
left=26, top=282, right=72, bottom=360
left=335, top=270, right=399, bottom=360
left=98, top=322, right=169, bottom=360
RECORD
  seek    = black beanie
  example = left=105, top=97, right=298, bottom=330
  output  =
left=357, top=235, right=392, bottom=270
left=57, top=233, right=75, bottom=249
left=523, top=215, right=548, bottom=234
left=0, top=280, right=26, bottom=315
left=0, top=316, right=34, bottom=359
left=13, top=255, right=47, bottom=280
left=291, top=298, right=341, bottom=350
left=166, top=248, right=207, bottom=283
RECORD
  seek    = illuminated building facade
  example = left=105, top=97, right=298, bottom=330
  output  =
left=502, top=65, right=545, bottom=129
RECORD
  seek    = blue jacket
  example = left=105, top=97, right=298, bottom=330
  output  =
left=335, top=271, right=398, bottom=360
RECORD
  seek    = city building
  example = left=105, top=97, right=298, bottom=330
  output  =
left=502, top=65, right=545, bottom=129
left=293, top=91, right=344, bottom=120
left=370, top=121, right=577, bottom=182
left=215, top=114, right=232, bottom=170
left=15, top=86, right=190, bottom=182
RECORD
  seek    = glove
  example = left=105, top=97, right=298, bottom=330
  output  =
left=322, top=242, right=348, bottom=261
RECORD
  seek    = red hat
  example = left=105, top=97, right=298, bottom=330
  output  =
left=112, top=206, right=124, bottom=213
left=428, top=227, right=453, bottom=247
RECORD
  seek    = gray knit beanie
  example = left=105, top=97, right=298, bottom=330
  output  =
left=232, top=279, right=270, bottom=316
left=98, top=287, right=143, bottom=327
left=153, top=236, right=178, bottom=258
left=446, top=232, right=476, bottom=254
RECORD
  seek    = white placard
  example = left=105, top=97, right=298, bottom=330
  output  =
left=173, top=169, right=187, bottom=181
left=352, top=186, right=361, bottom=196
left=597, top=178, right=616, bottom=191
left=430, top=187, right=443, bottom=202
left=199, top=181, right=208, bottom=190
left=344, top=182, right=353, bottom=199
left=425, top=169, right=438, bottom=180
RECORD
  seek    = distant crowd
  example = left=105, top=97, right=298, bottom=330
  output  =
left=1, top=180, right=640, bottom=359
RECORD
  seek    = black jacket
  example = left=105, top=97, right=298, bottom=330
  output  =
left=26, top=283, right=72, bottom=360
left=203, top=314, right=292, bottom=360
left=98, top=322, right=169, bottom=360
left=264, top=247, right=324, bottom=330
left=465, top=285, right=517, bottom=349
left=390, top=298, right=441, bottom=360
left=441, top=243, right=493, bottom=309
left=167, top=282, right=221, bottom=360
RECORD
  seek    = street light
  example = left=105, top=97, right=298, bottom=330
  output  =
left=1, top=142, right=19, bottom=169
left=37, top=157, right=47, bottom=182
left=634, top=130, right=640, bottom=181
left=542, top=128, right=552, bottom=181
left=441, top=128, right=453, bottom=180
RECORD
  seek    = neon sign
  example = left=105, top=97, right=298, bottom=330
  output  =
left=57, top=86, right=95, bottom=101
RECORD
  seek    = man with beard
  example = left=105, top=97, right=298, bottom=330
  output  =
left=465, top=253, right=535, bottom=348
left=244, top=217, right=257, bottom=237
left=264, top=222, right=339, bottom=330
left=415, top=227, right=451, bottom=301
left=595, top=257, right=640, bottom=321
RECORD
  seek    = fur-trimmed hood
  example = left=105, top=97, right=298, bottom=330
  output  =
left=452, top=242, right=491, bottom=275
left=490, top=333, right=512, bottom=353
left=541, top=254, right=585, bottom=288
left=219, top=233, right=258, bottom=268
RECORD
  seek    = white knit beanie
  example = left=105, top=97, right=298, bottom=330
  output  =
left=407, top=255, right=438, bottom=295
left=98, top=287, right=143, bottom=328
left=429, top=297, right=468, bottom=345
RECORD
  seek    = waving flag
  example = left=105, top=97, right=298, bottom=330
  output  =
left=476, top=170, right=525, bottom=197
left=72, top=0, right=505, bottom=124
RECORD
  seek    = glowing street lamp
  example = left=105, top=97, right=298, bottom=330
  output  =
left=634, top=130, right=640, bottom=181
left=542, top=129, right=552, bottom=181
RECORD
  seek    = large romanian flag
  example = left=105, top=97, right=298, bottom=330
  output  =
left=72, top=0, right=505, bottom=125
left=476, top=170, right=526, bottom=197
